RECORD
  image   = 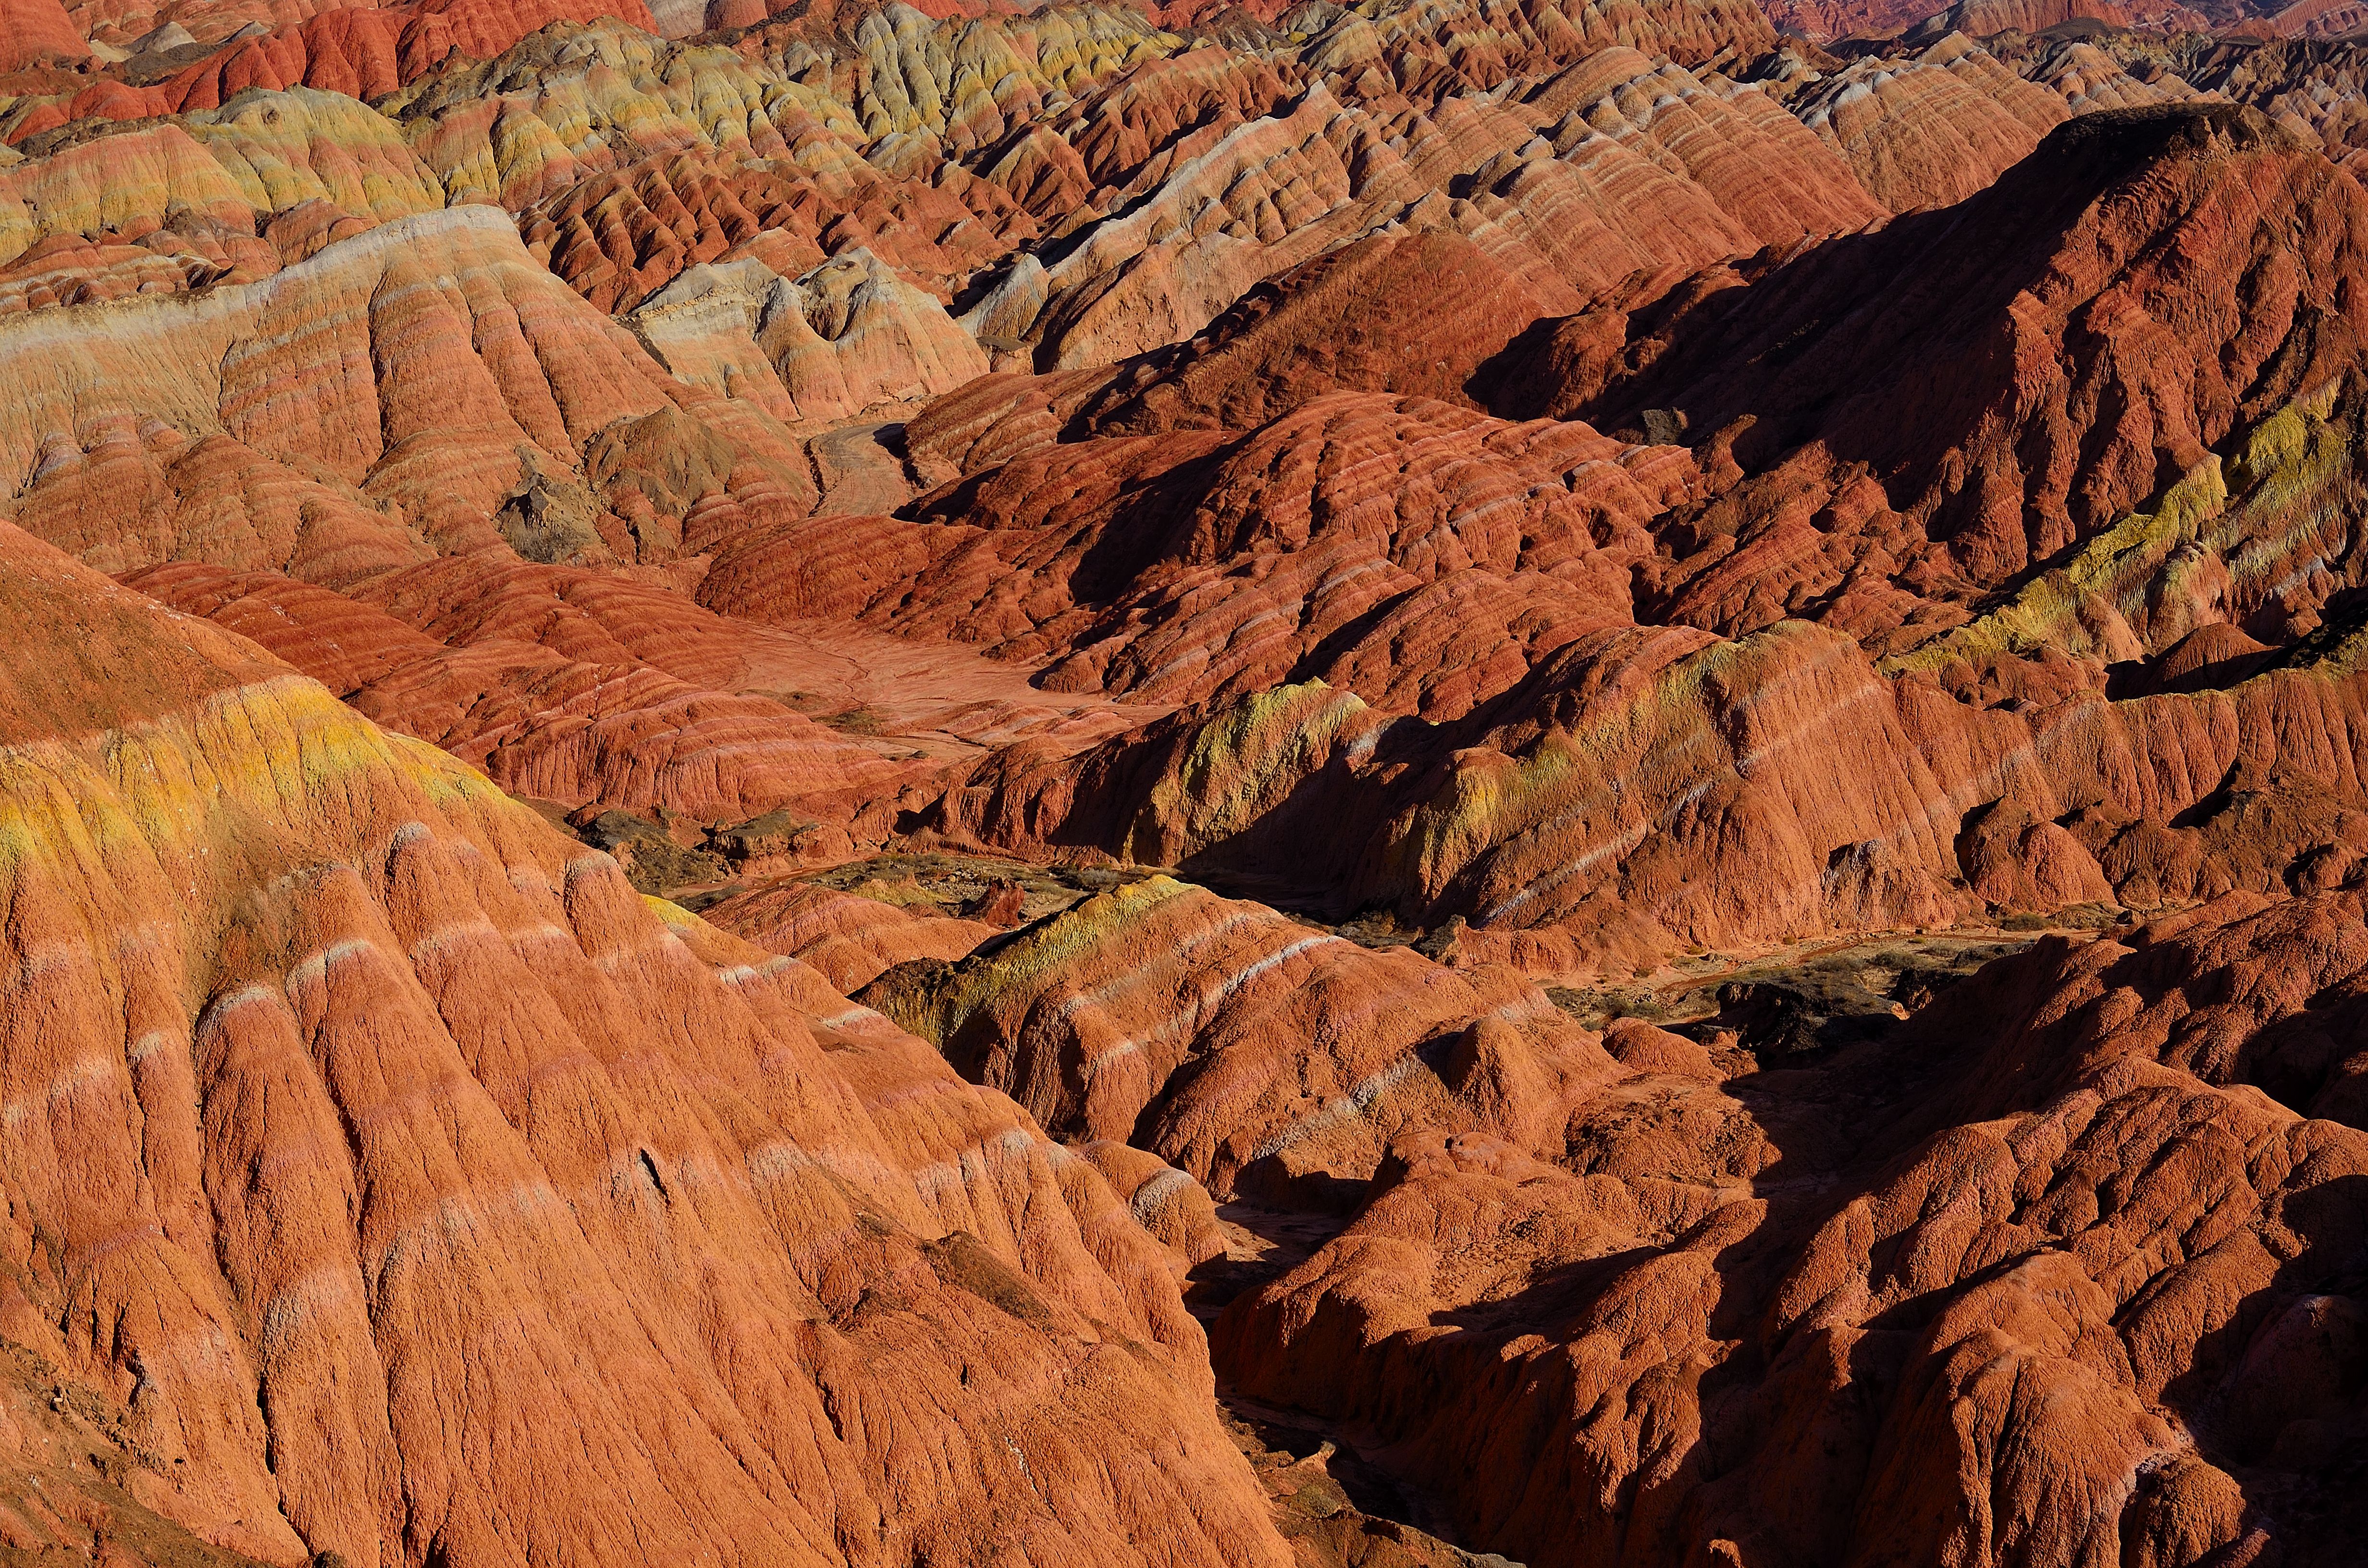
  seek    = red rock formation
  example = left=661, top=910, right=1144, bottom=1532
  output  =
left=1764, top=0, right=2142, bottom=41
left=704, top=393, right=1699, bottom=722
left=519, top=146, right=1034, bottom=313
left=2022, top=36, right=2209, bottom=110
left=634, top=105, right=2368, bottom=990
left=1216, top=894, right=2368, bottom=1568
left=2191, top=37, right=2368, bottom=160
left=1533, top=105, right=2368, bottom=597
left=163, top=0, right=661, bottom=105
left=1348, top=0, right=1778, bottom=96
left=887, top=233, right=2368, bottom=975
left=0, top=1350, right=272, bottom=1566
left=0, top=0, right=89, bottom=68
left=1951, top=0, right=2211, bottom=27
left=0, top=203, right=818, bottom=580
left=0, top=515, right=1293, bottom=1568
left=630, top=250, right=991, bottom=422
left=964, top=44, right=1891, bottom=371
left=2224, top=0, right=2368, bottom=38
left=4, top=4, right=671, bottom=141
left=1053, top=45, right=1304, bottom=194
left=24, top=7, right=2368, bottom=1565
left=1077, top=232, right=1562, bottom=433
left=120, top=560, right=919, bottom=825
left=1791, top=33, right=2070, bottom=211
left=925, top=467, right=2368, bottom=961
left=0, top=95, right=447, bottom=289
left=699, top=878, right=999, bottom=991
left=861, top=876, right=1623, bottom=1201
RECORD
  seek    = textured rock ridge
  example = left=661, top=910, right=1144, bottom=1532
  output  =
left=0, top=203, right=822, bottom=582
left=1214, top=894, right=2368, bottom=1568
left=0, top=515, right=1291, bottom=1566
left=863, top=102, right=2368, bottom=981
left=860, top=875, right=1622, bottom=1201
left=20, top=2, right=2368, bottom=1565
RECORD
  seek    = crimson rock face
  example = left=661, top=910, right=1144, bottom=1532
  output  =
left=8, top=0, right=2368, bottom=1564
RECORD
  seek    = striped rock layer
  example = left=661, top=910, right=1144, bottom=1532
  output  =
left=12, top=0, right=2368, bottom=1566
left=0, top=517, right=1289, bottom=1566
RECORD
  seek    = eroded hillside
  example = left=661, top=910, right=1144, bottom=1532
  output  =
left=4, top=0, right=2368, bottom=1564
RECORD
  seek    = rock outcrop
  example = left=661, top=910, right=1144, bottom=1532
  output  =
left=1, top=0, right=89, bottom=68
left=0, top=515, right=1292, bottom=1568
left=19, top=1, right=2368, bottom=1564
left=863, top=104, right=2368, bottom=981
left=1791, top=33, right=2070, bottom=210
left=0, top=203, right=820, bottom=580
left=1217, top=894, right=2368, bottom=1568
left=1524, top=105, right=2368, bottom=607
left=702, top=877, right=999, bottom=991
left=861, top=876, right=1623, bottom=1202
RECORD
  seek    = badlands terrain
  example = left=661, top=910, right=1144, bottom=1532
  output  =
left=6, top=0, right=2368, bottom=1561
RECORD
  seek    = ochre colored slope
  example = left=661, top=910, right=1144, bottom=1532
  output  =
left=16, top=5, right=2368, bottom=1564
left=0, top=517, right=1288, bottom=1567
left=1216, top=895, right=2368, bottom=1568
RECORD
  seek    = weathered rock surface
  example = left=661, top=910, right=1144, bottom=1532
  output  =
left=1216, top=894, right=2368, bottom=1568
left=1765, top=0, right=2202, bottom=40
left=0, top=202, right=819, bottom=580
left=0, top=515, right=1292, bottom=1567
left=703, top=876, right=999, bottom=990
left=864, top=104, right=2368, bottom=985
left=120, top=559, right=920, bottom=824
left=861, top=875, right=1623, bottom=1202
left=22, top=2, right=2368, bottom=1564
left=1, top=0, right=90, bottom=68
left=631, top=249, right=989, bottom=422
left=1790, top=32, right=2069, bottom=210
left=1529, top=104, right=2368, bottom=599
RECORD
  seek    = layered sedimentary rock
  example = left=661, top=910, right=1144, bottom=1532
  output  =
left=120, top=559, right=921, bottom=824
left=0, top=0, right=2163, bottom=397
left=958, top=46, right=1891, bottom=370
left=2189, top=36, right=2368, bottom=159
left=0, top=88, right=447, bottom=309
left=1764, top=0, right=2200, bottom=38
left=2020, top=37, right=2209, bottom=112
left=1791, top=33, right=2070, bottom=210
left=862, top=106, right=2368, bottom=982
left=705, top=382, right=1703, bottom=723
left=72, top=0, right=661, bottom=120
left=1216, top=893, right=2368, bottom=1568
left=631, top=249, right=989, bottom=422
left=0, top=200, right=823, bottom=581
left=703, top=877, right=999, bottom=990
left=922, top=398, right=2368, bottom=973
left=1537, top=104, right=2367, bottom=604
left=0, top=515, right=1291, bottom=1567
left=862, top=875, right=1623, bottom=1202
left=1, top=0, right=89, bottom=68
left=20, top=0, right=2368, bottom=1561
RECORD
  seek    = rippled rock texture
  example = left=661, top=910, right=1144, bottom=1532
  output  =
left=12, top=0, right=2368, bottom=1562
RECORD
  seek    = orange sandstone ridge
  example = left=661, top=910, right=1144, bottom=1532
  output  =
left=7, top=0, right=2368, bottom=1563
